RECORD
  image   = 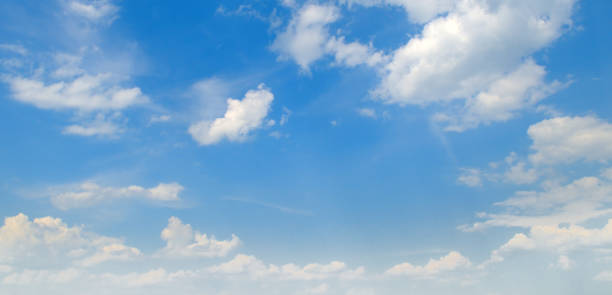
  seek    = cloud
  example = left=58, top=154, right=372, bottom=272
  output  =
left=271, top=4, right=339, bottom=71
left=385, top=251, right=471, bottom=278
left=189, top=84, right=274, bottom=145
left=356, top=108, right=377, bottom=119
left=0, top=43, right=28, bottom=55
left=5, top=74, right=148, bottom=112
left=434, top=60, right=564, bottom=131
left=528, top=116, right=612, bottom=164
left=64, top=0, right=119, bottom=24
left=50, top=182, right=184, bottom=210
left=272, top=4, right=386, bottom=71
left=0, top=213, right=140, bottom=267
left=208, top=254, right=364, bottom=280
left=457, top=168, right=483, bottom=187
left=158, top=217, right=240, bottom=258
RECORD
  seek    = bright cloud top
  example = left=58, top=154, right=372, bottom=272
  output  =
left=385, top=251, right=471, bottom=278
left=189, top=84, right=274, bottom=145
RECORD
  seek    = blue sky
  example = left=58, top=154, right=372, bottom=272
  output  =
left=1, top=0, right=612, bottom=294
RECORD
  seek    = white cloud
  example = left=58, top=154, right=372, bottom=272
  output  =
left=271, top=4, right=339, bottom=71
left=272, top=4, right=386, bottom=71
left=149, top=114, right=172, bottom=125
left=457, top=168, right=482, bottom=187
left=528, top=116, right=612, bottom=164
left=325, top=37, right=388, bottom=68
left=158, top=217, right=240, bottom=258
left=5, top=74, right=148, bottom=112
left=50, top=182, right=183, bottom=210
left=0, top=43, right=28, bottom=55
left=356, top=108, right=377, bottom=119
left=376, top=0, right=575, bottom=105
left=65, top=0, right=119, bottom=24
left=435, top=60, right=563, bottom=131
left=63, top=113, right=124, bottom=137
left=100, top=268, right=195, bottom=287
left=189, top=84, right=274, bottom=145
left=0, top=213, right=140, bottom=267
left=208, top=254, right=364, bottom=280
left=385, top=251, right=471, bottom=278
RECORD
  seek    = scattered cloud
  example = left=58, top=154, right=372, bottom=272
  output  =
left=385, top=251, right=471, bottom=278
left=49, top=182, right=184, bottom=210
left=189, top=84, right=274, bottom=145
left=0, top=213, right=140, bottom=267
left=158, top=217, right=240, bottom=258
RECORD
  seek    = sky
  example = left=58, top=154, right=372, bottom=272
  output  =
left=0, top=0, right=611, bottom=294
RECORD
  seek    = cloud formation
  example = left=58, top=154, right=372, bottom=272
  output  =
left=50, top=182, right=184, bottom=210
left=158, top=217, right=240, bottom=258
left=189, top=84, right=274, bottom=145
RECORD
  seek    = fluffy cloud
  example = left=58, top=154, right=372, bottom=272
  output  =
left=50, top=182, right=184, bottom=210
left=385, top=251, right=471, bottom=278
left=5, top=74, right=147, bottom=112
left=189, top=84, right=274, bottom=145
left=528, top=116, right=612, bottom=164
left=435, top=60, right=563, bottom=131
left=158, top=217, right=240, bottom=258
left=272, top=4, right=386, bottom=71
left=208, top=254, right=364, bottom=280
left=0, top=213, right=140, bottom=267
left=375, top=0, right=574, bottom=105
left=271, top=4, right=339, bottom=70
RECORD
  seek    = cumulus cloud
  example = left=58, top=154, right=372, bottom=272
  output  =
left=0, top=213, right=140, bottom=267
left=208, top=254, right=364, bottom=280
left=356, top=108, right=377, bottom=119
left=272, top=4, right=386, bottom=71
left=2, top=268, right=82, bottom=285
left=385, top=251, right=471, bottom=278
left=49, top=182, right=184, bottom=210
left=528, top=116, right=612, bottom=164
left=375, top=0, right=574, bottom=105
left=189, top=84, right=274, bottom=145
left=158, top=217, right=240, bottom=258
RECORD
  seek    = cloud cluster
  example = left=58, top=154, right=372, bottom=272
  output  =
left=274, top=0, right=576, bottom=131
left=0, top=214, right=140, bottom=268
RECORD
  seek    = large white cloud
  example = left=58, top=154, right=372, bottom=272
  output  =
left=189, top=84, right=274, bottom=145
left=375, top=0, right=574, bottom=105
left=158, top=217, right=240, bottom=258
left=0, top=213, right=141, bottom=268
left=528, top=116, right=612, bottom=164
left=50, top=181, right=184, bottom=210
